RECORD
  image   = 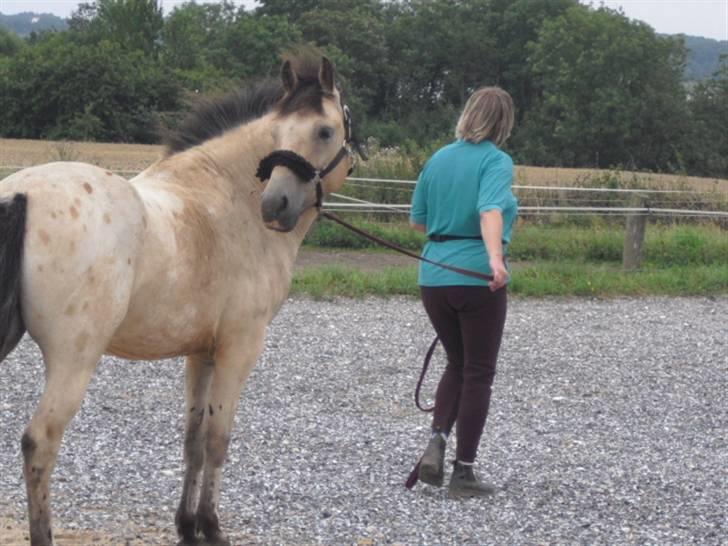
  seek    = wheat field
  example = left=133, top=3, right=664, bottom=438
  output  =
left=2, top=138, right=727, bottom=194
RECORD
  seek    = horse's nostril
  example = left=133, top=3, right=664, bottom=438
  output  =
left=277, top=195, right=288, bottom=214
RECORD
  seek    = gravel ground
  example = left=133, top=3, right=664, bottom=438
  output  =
left=1, top=296, right=726, bottom=546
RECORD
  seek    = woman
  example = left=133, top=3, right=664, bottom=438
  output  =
left=409, top=86, right=517, bottom=498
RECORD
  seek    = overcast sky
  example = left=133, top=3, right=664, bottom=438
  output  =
left=1, top=0, right=726, bottom=41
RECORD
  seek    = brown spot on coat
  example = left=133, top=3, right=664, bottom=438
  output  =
left=37, top=265, right=44, bottom=272
left=70, top=206, right=79, bottom=219
left=38, top=230, right=50, bottom=245
left=74, top=197, right=82, bottom=207
left=103, top=213, right=112, bottom=224
left=65, top=303, right=76, bottom=316
left=83, top=183, right=93, bottom=194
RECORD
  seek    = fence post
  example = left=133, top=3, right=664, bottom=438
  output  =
left=623, top=194, right=648, bottom=271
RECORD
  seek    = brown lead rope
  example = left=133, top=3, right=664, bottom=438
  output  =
left=319, top=212, right=495, bottom=490
left=415, top=336, right=440, bottom=413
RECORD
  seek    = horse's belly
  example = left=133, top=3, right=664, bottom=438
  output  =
left=106, top=309, right=215, bottom=360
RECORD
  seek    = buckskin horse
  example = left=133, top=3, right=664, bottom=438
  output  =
left=0, top=52, right=355, bottom=546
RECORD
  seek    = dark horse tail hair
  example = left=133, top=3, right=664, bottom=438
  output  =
left=0, top=193, right=27, bottom=362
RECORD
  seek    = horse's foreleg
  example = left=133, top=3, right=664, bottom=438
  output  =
left=196, top=331, right=265, bottom=546
left=176, top=354, right=215, bottom=546
left=22, top=354, right=100, bottom=546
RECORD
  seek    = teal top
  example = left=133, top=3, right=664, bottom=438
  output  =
left=410, top=139, right=518, bottom=287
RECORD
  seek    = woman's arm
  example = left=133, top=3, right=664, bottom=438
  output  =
left=480, top=209, right=508, bottom=291
left=410, top=222, right=426, bottom=233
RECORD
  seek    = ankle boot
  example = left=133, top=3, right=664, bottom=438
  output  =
left=448, top=461, right=495, bottom=498
left=418, top=434, right=446, bottom=487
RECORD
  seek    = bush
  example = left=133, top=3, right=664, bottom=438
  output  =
left=0, top=33, right=181, bottom=142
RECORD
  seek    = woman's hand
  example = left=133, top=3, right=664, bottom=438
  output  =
left=481, top=210, right=508, bottom=291
left=488, top=256, right=509, bottom=291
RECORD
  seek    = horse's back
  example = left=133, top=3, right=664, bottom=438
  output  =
left=1, top=162, right=145, bottom=356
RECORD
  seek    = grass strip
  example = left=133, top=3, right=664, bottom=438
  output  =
left=305, top=222, right=728, bottom=267
left=291, top=263, right=728, bottom=299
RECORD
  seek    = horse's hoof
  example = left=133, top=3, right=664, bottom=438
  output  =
left=176, top=539, right=201, bottom=546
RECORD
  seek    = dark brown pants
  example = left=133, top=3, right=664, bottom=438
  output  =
left=420, top=285, right=507, bottom=463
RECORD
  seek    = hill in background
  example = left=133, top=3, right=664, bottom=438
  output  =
left=0, top=12, right=67, bottom=36
left=681, top=35, right=728, bottom=80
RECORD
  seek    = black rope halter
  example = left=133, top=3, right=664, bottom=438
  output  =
left=255, top=96, right=360, bottom=210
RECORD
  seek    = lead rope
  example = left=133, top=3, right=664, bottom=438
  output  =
left=320, top=212, right=493, bottom=283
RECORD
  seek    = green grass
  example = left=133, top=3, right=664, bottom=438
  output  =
left=510, top=262, right=728, bottom=297
left=298, top=221, right=727, bottom=297
left=291, top=262, right=728, bottom=299
left=306, top=221, right=728, bottom=267
left=514, top=223, right=728, bottom=265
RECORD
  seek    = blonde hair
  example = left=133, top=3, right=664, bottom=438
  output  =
left=455, top=87, right=515, bottom=147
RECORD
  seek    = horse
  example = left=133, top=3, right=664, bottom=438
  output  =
left=0, top=51, right=355, bottom=546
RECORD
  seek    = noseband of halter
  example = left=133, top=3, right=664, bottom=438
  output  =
left=255, top=98, right=355, bottom=210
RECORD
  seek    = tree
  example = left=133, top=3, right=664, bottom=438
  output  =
left=161, top=3, right=300, bottom=86
left=0, top=27, right=24, bottom=57
left=296, top=0, right=387, bottom=114
left=255, top=0, right=322, bottom=22
left=520, top=5, right=689, bottom=171
left=160, top=1, right=237, bottom=91
left=686, top=57, right=728, bottom=177
left=213, top=12, right=302, bottom=79
left=0, top=32, right=180, bottom=142
left=486, top=0, right=577, bottom=117
left=69, top=0, right=163, bottom=55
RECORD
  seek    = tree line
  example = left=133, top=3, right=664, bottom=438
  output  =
left=0, top=0, right=726, bottom=179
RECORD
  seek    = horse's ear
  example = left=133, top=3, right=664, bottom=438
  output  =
left=281, top=59, right=297, bottom=94
left=318, top=56, right=335, bottom=94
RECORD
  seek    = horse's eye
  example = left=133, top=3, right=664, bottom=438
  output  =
left=318, top=126, right=334, bottom=141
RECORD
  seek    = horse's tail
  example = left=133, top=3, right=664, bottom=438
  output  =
left=0, top=193, right=28, bottom=362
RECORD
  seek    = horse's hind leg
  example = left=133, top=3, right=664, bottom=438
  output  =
left=22, top=348, right=103, bottom=546
left=176, top=354, right=214, bottom=546
left=196, top=328, right=266, bottom=546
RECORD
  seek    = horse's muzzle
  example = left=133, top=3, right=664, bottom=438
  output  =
left=261, top=190, right=299, bottom=232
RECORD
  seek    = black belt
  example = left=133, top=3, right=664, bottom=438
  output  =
left=428, top=234, right=482, bottom=242
left=428, top=234, right=508, bottom=247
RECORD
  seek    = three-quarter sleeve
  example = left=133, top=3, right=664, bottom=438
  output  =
left=410, top=166, right=429, bottom=225
left=477, top=153, right=514, bottom=213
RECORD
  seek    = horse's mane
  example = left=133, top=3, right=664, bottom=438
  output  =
left=163, top=51, right=332, bottom=157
